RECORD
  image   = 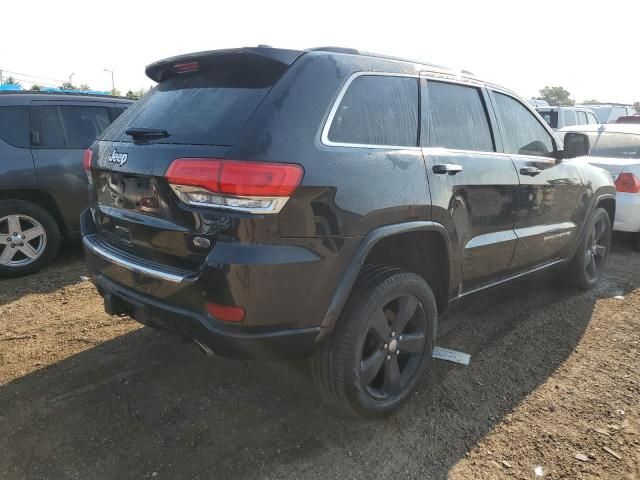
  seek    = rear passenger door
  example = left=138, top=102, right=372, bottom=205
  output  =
left=488, top=90, right=584, bottom=271
left=30, top=101, right=116, bottom=234
left=420, top=77, right=520, bottom=293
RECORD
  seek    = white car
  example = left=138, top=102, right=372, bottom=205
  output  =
left=559, top=124, right=640, bottom=250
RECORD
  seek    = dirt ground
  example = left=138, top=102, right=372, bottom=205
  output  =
left=1, top=237, right=639, bottom=480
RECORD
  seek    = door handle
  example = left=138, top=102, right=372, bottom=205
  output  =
left=520, top=166, right=541, bottom=176
left=432, top=163, right=463, bottom=175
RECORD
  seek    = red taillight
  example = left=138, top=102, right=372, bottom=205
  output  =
left=206, top=303, right=245, bottom=323
left=165, top=158, right=303, bottom=213
left=83, top=149, right=93, bottom=184
left=615, top=173, right=640, bottom=193
left=174, top=61, right=199, bottom=73
left=83, top=148, right=93, bottom=172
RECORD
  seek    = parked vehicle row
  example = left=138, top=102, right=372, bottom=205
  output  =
left=0, top=93, right=132, bottom=276
left=536, top=105, right=599, bottom=130
left=79, top=46, right=615, bottom=417
left=558, top=124, right=640, bottom=250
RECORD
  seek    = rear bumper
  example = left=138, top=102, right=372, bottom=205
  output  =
left=80, top=207, right=352, bottom=359
left=91, top=272, right=321, bottom=360
left=613, top=192, right=640, bottom=233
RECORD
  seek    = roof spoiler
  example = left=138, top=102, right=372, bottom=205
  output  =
left=145, top=47, right=304, bottom=83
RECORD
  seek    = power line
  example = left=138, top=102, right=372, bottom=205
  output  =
left=0, top=69, right=67, bottom=84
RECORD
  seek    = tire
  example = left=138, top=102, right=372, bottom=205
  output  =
left=0, top=200, right=61, bottom=278
left=311, top=266, right=437, bottom=418
left=567, top=207, right=612, bottom=290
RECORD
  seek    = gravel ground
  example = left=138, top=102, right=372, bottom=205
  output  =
left=0, top=236, right=639, bottom=480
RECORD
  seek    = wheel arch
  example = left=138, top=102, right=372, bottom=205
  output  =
left=320, top=221, right=452, bottom=332
left=0, top=189, right=67, bottom=236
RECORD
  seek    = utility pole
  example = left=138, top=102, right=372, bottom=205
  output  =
left=103, top=68, right=115, bottom=94
left=69, top=73, right=75, bottom=85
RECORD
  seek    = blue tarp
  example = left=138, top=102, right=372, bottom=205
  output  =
left=0, top=84, right=110, bottom=95
left=40, top=87, right=111, bottom=95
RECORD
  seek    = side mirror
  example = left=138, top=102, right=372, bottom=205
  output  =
left=562, top=132, right=590, bottom=159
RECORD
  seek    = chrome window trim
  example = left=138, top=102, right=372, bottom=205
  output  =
left=320, top=71, right=421, bottom=150
left=83, top=235, right=188, bottom=283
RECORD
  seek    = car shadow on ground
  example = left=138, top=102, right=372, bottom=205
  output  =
left=0, top=240, right=637, bottom=479
left=0, top=241, right=86, bottom=306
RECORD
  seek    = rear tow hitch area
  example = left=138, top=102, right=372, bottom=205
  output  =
left=103, top=294, right=134, bottom=317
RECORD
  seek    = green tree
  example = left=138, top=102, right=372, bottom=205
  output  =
left=125, top=88, right=148, bottom=100
left=79, top=84, right=91, bottom=91
left=110, top=88, right=122, bottom=97
left=59, top=82, right=77, bottom=90
left=582, top=99, right=599, bottom=104
left=30, top=84, right=42, bottom=91
left=539, top=86, right=574, bottom=106
left=634, top=102, right=640, bottom=113
left=3, top=76, right=21, bottom=86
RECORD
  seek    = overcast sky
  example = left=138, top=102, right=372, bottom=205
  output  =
left=1, top=0, right=638, bottom=103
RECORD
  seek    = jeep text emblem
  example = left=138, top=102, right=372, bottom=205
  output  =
left=108, top=150, right=128, bottom=166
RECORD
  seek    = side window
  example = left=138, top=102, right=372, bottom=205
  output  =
left=493, top=92, right=554, bottom=157
left=587, top=112, right=599, bottom=124
left=32, top=106, right=66, bottom=148
left=59, top=106, right=111, bottom=148
left=563, top=109, right=577, bottom=126
left=424, top=81, right=494, bottom=152
left=577, top=111, right=588, bottom=125
left=111, top=106, right=128, bottom=121
left=327, top=75, right=418, bottom=147
left=0, top=106, right=29, bottom=148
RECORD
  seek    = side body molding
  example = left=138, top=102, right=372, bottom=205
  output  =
left=320, top=221, right=452, bottom=332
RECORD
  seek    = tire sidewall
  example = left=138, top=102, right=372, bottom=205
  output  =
left=0, top=200, right=61, bottom=278
left=574, top=208, right=611, bottom=289
left=344, top=273, right=437, bottom=416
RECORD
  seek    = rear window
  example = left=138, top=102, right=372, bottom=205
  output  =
left=327, top=75, right=418, bottom=147
left=589, top=132, right=640, bottom=159
left=100, top=70, right=275, bottom=146
left=0, top=106, right=29, bottom=148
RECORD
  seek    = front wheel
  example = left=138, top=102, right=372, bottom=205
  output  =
left=567, top=207, right=612, bottom=290
left=311, top=266, right=437, bottom=418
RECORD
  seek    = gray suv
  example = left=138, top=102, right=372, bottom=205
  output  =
left=0, top=92, right=132, bottom=277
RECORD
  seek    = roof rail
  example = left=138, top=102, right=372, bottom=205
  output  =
left=308, top=46, right=360, bottom=55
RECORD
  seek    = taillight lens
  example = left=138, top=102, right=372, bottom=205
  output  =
left=83, top=149, right=93, bottom=184
left=615, top=173, right=640, bottom=193
left=165, top=158, right=304, bottom=213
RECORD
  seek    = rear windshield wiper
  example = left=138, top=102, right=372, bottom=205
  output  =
left=125, top=127, right=170, bottom=141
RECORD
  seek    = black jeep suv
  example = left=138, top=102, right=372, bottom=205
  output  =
left=0, top=92, right=132, bottom=277
left=82, top=47, right=615, bottom=417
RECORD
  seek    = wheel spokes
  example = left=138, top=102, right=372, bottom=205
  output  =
left=594, top=244, right=607, bottom=257
left=360, top=350, right=386, bottom=386
left=0, top=245, right=18, bottom=264
left=369, top=309, right=391, bottom=342
left=7, top=215, right=21, bottom=235
left=19, top=243, right=39, bottom=259
left=393, top=295, right=419, bottom=333
left=22, top=225, right=44, bottom=242
left=383, top=356, right=402, bottom=395
left=398, top=332, right=426, bottom=355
